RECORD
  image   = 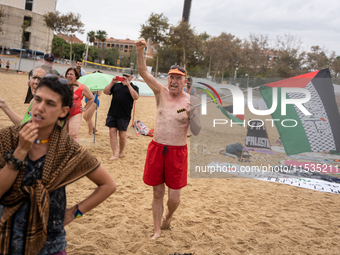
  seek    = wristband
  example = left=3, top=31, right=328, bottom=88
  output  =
left=75, top=204, right=83, bottom=219
left=5, top=150, right=27, bottom=171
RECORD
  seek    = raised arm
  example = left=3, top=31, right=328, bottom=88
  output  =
left=123, top=77, right=139, bottom=100
left=0, top=96, right=23, bottom=125
left=135, top=39, right=164, bottom=95
left=0, top=123, right=39, bottom=198
left=103, top=77, right=116, bottom=95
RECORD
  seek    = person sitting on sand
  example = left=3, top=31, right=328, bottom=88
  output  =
left=103, top=68, right=139, bottom=160
left=0, top=75, right=116, bottom=255
left=0, top=64, right=54, bottom=125
left=136, top=39, right=201, bottom=240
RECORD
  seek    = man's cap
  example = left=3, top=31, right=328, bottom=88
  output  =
left=44, top=53, right=54, bottom=61
left=168, top=65, right=186, bottom=76
left=122, top=68, right=133, bottom=76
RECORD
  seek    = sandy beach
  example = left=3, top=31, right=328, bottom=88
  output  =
left=1, top=71, right=340, bottom=255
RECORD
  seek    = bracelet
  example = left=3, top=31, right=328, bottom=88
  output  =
left=75, top=204, right=83, bottom=219
left=190, top=113, right=195, bottom=120
left=5, top=150, right=27, bottom=171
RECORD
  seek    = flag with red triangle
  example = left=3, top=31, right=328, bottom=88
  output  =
left=260, top=68, right=340, bottom=155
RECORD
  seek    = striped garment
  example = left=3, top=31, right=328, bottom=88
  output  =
left=0, top=123, right=100, bottom=255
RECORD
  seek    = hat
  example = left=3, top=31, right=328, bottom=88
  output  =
left=168, top=65, right=186, bottom=76
left=44, top=53, right=54, bottom=61
left=122, top=68, right=133, bottom=76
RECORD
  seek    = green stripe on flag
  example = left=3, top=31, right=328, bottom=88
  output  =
left=260, top=86, right=312, bottom=155
left=196, top=87, right=217, bottom=105
left=216, top=105, right=244, bottom=126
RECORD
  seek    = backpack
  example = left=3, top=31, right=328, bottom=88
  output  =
left=134, top=120, right=149, bottom=135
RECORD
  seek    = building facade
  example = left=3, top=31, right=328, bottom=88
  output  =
left=0, top=0, right=57, bottom=55
left=56, top=33, right=83, bottom=44
left=94, top=37, right=155, bottom=59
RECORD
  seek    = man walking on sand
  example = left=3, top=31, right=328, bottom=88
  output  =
left=103, top=68, right=139, bottom=160
left=136, top=39, right=201, bottom=240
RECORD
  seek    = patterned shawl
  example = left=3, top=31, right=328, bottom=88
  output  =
left=0, top=123, right=100, bottom=255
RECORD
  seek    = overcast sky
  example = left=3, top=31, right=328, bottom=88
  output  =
left=56, top=0, right=340, bottom=56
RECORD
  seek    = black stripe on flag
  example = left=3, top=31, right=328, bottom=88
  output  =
left=312, top=69, right=340, bottom=152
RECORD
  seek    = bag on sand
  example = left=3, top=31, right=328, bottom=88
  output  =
left=134, top=120, right=149, bottom=135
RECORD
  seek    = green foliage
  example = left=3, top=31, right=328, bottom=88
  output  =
left=96, top=47, right=120, bottom=65
left=87, top=30, right=96, bottom=44
left=95, top=30, right=107, bottom=42
left=52, top=35, right=70, bottom=58
left=198, top=31, right=210, bottom=41
left=306, top=45, right=329, bottom=71
left=21, top=20, right=30, bottom=42
left=43, top=11, right=84, bottom=61
left=140, top=12, right=169, bottom=45
left=167, top=21, right=200, bottom=68
left=87, top=46, right=98, bottom=62
left=72, top=43, right=86, bottom=60
left=155, top=46, right=178, bottom=72
left=105, top=48, right=120, bottom=66
left=43, top=11, right=62, bottom=31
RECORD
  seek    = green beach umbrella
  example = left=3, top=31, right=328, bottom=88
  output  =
left=78, top=72, right=115, bottom=91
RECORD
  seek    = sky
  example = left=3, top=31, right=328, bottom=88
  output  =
left=56, top=0, right=340, bottom=56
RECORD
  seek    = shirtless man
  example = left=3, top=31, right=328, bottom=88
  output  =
left=136, top=39, right=201, bottom=240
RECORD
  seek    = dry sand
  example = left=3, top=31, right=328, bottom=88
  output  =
left=1, top=71, right=340, bottom=255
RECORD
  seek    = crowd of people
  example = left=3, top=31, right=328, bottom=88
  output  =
left=0, top=39, right=201, bottom=254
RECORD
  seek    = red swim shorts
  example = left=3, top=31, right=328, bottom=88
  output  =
left=143, top=140, right=188, bottom=189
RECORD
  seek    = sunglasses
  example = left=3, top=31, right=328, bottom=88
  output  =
left=44, top=74, right=74, bottom=93
left=45, top=74, right=72, bottom=85
left=170, top=65, right=186, bottom=74
left=31, top=76, right=43, bottom=81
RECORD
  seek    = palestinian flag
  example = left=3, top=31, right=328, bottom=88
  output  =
left=217, top=105, right=244, bottom=125
left=260, top=68, right=340, bottom=155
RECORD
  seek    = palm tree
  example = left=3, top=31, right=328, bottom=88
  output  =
left=95, top=30, right=108, bottom=49
left=87, top=30, right=95, bottom=45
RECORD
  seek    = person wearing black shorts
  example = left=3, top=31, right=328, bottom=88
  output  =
left=103, top=68, right=139, bottom=160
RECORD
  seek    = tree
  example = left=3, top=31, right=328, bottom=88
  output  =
left=306, top=45, right=329, bottom=71
left=330, top=55, right=340, bottom=83
left=43, top=12, right=84, bottom=61
left=87, top=30, right=96, bottom=45
left=244, top=33, right=270, bottom=78
left=95, top=30, right=108, bottom=46
left=154, top=46, right=178, bottom=72
left=167, top=21, right=199, bottom=69
left=140, top=12, right=169, bottom=45
left=205, top=32, right=241, bottom=81
left=60, top=12, right=84, bottom=62
left=87, top=46, right=98, bottom=62
left=106, top=48, right=120, bottom=66
left=43, top=11, right=62, bottom=52
left=52, top=35, right=70, bottom=58
left=72, top=43, right=86, bottom=60
left=140, top=13, right=169, bottom=77
left=272, top=33, right=306, bottom=78
left=97, top=48, right=110, bottom=63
